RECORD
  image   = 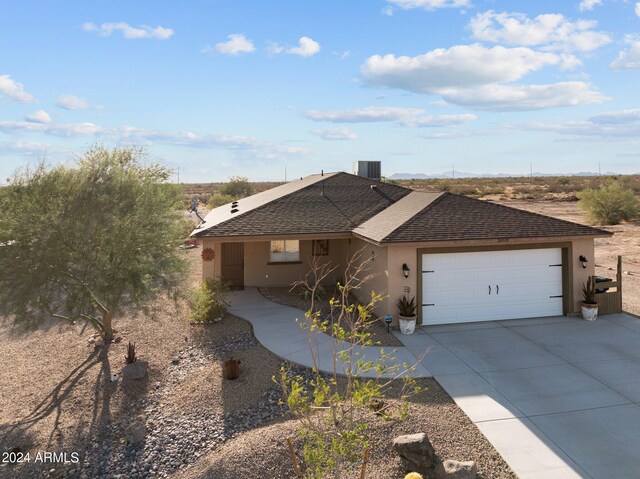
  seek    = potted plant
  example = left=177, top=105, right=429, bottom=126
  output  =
left=397, top=295, right=417, bottom=335
left=581, top=278, right=598, bottom=321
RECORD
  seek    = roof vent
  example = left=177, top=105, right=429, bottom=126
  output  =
left=231, top=208, right=239, bottom=214
left=353, top=161, right=381, bottom=181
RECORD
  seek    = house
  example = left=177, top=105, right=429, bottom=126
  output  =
left=190, top=169, right=611, bottom=325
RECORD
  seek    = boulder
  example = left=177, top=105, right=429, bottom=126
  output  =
left=435, top=460, right=477, bottom=479
left=392, top=433, right=436, bottom=477
left=125, top=420, right=146, bottom=445
left=123, top=361, right=148, bottom=380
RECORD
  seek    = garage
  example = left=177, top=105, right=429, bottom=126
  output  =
left=421, top=248, right=564, bottom=325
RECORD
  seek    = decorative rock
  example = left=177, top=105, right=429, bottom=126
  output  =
left=392, top=433, right=436, bottom=477
left=125, top=421, right=146, bottom=445
left=123, top=361, right=148, bottom=380
left=435, top=460, right=477, bottom=479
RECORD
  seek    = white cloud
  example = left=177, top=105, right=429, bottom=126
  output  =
left=0, top=140, right=70, bottom=157
left=402, top=113, right=478, bottom=126
left=589, top=109, right=640, bottom=124
left=25, top=110, right=51, bottom=124
left=636, top=2, right=640, bottom=17
left=437, top=82, right=607, bottom=111
left=310, top=127, right=358, bottom=140
left=360, top=44, right=605, bottom=111
left=304, top=106, right=425, bottom=123
left=56, top=94, right=104, bottom=110
left=520, top=108, right=640, bottom=139
left=469, top=11, right=611, bottom=52
left=361, top=44, right=577, bottom=93
left=267, top=41, right=285, bottom=55
left=386, top=0, right=471, bottom=11
left=0, top=120, right=308, bottom=160
left=579, top=0, right=603, bottom=11
left=82, top=22, right=173, bottom=40
left=303, top=106, right=477, bottom=127
left=611, top=35, right=640, bottom=70
left=211, top=34, right=255, bottom=55
left=0, top=74, right=34, bottom=102
left=287, top=37, right=321, bottom=57
left=0, top=120, right=104, bottom=137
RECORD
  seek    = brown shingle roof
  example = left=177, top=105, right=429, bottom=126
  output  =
left=192, top=172, right=411, bottom=238
left=376, top=193, right=611, bottom=243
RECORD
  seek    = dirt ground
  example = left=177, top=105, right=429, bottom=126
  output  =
left=501, top=199, right=640, bottom=316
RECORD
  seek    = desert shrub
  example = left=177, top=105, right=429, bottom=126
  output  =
left=451, top=187, right=477, bottom=196
left=479, top=186, right=506, bottom=197
left=219, top=176, right=252, bottom=198
left=577, top=182, right=640, bottom=225
left=189, top=279, right=229, bottom=322
left=556, top=176, right=571, bottom=186
left=207, top=192, right=236, bottom=207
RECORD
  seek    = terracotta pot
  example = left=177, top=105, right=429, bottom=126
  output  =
left=399, top=315, right=417, bottom=335
left=581, top=302, right=598, bottom=321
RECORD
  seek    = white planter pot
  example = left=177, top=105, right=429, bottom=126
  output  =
left=581, top=303, right=598, bottom=321
left=399, top=315, right=417, bottom=335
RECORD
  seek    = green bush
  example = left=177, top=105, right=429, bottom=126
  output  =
left=219, top=176, right=252, bottom=198
left=206, top=193, right=236, bottom=207
left=189, top=279, right=229, bottom=322
left=578, top=182, right=640, bottom=225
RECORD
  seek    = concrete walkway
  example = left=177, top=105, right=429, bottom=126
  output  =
left=227, top=287, right=429, bottom=378
left=229, top=288, right=640, bottom=479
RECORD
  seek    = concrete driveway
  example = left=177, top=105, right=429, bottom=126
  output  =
left=399, top=314, right=640, bottom=479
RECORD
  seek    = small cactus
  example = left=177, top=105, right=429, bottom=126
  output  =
left=124, top=341, right=137, bottom=364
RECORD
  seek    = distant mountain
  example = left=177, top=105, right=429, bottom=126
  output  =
left=388, top=171, right=621, bottom=180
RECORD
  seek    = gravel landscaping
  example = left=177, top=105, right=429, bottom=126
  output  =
left=1, top=245, right=515, bottom=479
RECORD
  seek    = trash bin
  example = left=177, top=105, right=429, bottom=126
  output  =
left=594, top=276, right=612, bottom=294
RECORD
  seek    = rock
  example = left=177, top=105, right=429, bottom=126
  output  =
left=392, top=433, right=436, bottom=476
left=125, top=421, right=147, bottom=444
left=94, top=338, right=105, bottom=348
left=123, top=361, right=148, bottom=380
left=171, top=357, right=180, bottom=365
left=435, top=460, right=477, bottom=479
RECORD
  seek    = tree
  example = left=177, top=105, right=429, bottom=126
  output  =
left=0, top=146, right=188, bottom=341
left=219, top=175, right=252, bottom=198
left=278, top=252, right=421, bottom=478
left=578, top=181, right=640, bottom=225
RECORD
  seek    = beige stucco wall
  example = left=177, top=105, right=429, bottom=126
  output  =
left=571, top=237, right=596, bottom=313
left=345, top=238, right=390, bottom=319
left=200, top=238, right=220, bottom=280
left=201, top=235, right=598, bottom=320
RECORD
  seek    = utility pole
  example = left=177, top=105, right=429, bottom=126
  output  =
left=285, top=165, right=287, bottom=182
left=452, top=164, right=455, bottom=179
left=177, top=167, right=180, bottom=184
left=598, top=162, right=601, bottom=177
left=530, top=163, right=533, bottom=178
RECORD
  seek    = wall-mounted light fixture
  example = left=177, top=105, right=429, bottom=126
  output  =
left=402, top=263, right=410, bottom=279
left=579, top=255, right=588, bottom=269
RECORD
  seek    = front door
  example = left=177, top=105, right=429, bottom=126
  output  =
left=221, top=242, right=244, bottom=288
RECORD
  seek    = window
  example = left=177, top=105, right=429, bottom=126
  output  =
left=270, top=240, right=300, bottom=263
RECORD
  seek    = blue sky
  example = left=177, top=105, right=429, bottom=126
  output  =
left=1, top=0, right=640, bottom=182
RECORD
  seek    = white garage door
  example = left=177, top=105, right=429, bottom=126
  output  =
left=421, top=248, right=563, bottom=325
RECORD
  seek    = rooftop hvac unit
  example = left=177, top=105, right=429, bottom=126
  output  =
left=353, top=161, right=381, bottom=181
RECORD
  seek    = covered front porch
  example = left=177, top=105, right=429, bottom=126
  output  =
left=199, top=235, right=354, bottom=289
